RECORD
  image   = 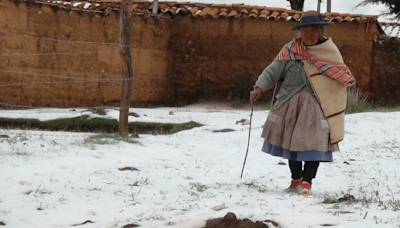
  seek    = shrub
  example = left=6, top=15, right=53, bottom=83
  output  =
left=345, top=87, right=373, bottom=114
left=231, top=74, right=253, bottom=101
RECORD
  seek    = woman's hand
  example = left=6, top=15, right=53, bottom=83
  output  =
left=249, top=87, right=262, bottom=105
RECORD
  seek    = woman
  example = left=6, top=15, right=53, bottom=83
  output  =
left=250, top=11, right=355, bottom=195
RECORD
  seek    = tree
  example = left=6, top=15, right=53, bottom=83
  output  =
left=287, top=0, right=305, bottom=11
left=355, top=0, right=400, bottom=20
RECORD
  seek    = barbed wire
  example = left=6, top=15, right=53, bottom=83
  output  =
left=0, top=78, right=132, bottom=87
left=0, top=50, right=119, bottom=57
left=0, top=30, right=130, bottom=47
left=0, top=30, right=135, bottom=109
left=0, top=69, right=125, bottom=81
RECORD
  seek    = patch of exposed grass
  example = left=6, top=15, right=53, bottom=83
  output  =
left=0, top=116, right=202, bottom=134
left=346, top=88, right=374, bottom=114
left=91, top=133, right=139, bottom=145
left=231, top=97, right=245, bottom=109
left=322, top=197, right=338, bottom=204
left=171, top=121, right=202, bottom=134
left=263, top=103, right=272, bottom=110
left=87, top=107, right=107, bottom=115
left=213, top=129, right=235, bottom=133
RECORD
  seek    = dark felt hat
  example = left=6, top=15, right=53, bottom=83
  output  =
left=292, top=10, right=334, bottom=31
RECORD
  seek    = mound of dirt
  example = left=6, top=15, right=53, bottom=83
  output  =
left=203, top=212, right=279, bottom=228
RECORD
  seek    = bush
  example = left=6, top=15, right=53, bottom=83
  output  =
left=345, top=87, right=374, bottom=114
left=231, top=74, right=253, bottom=101
left=197, top=81, right=212, bottom=100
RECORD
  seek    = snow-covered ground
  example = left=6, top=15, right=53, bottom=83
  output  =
left=0, top=106, right=399, bottom=228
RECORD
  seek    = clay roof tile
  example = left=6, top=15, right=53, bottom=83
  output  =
left=284, top=9, right=295, bottom=13
left=250, top=8, right=258, bottom=14
left=260, top=9, right=269, bottom=15
left=240, top=8, right=249, bottom=14
left=281, top=11, right=289, bottom=19
left=198, top=7, right=212, bottom=17
left=292, top=13, right=301, bottom=20
left=333, top=16, right=343, bottom=22
left=259, top=13, right=267, bottom=19
left=270, top=11, right=280, bottom=19
left=189, top=6, right=198, bottom=15
left=344, top=16, right=352, bottom=22
left=232, top=3, right=243, bottom=7
left=249, top=13, right=257, bottom=18
left=227, top=10, right=237, bottom=17
left=211, top=4, right=225, bottom=7
left=167, top=7, right=177, bottom=14
left=220, top=8, right=227, bottom=12
left=208, top=8, right=219, bottom=17
left=219, top=11, right=227, bottom=17
left=158, top=4, right=166, bottom=10
left=265, top=7, right=284, bottom=12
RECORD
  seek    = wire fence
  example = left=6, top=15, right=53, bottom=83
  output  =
left=0, top=29, right=130, bottom=109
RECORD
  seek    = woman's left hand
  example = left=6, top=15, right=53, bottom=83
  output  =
left=249, top=88, right=262, bottom=105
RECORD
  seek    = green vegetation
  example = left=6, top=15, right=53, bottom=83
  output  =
left=88, top=107, right=107, bottom=115
left=345, top=87, right=400, bottom=114
left=91, top=133, right=139, bottom=145
left=0, top=116, right=202, bottom=134
left=213, top=128, right=235, bottom=133
left=171, top=121, right=202, bottom=134
left=263, top=103, right=272, bottom=110
left=345, top=88, right=374, bottom=114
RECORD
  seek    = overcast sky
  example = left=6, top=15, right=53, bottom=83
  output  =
left=174, top=0, right=393, bottom=22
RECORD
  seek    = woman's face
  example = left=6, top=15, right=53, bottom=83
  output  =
left=300, top=26, right=320, bottom=46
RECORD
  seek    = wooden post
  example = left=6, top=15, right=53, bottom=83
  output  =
left=327, top=0, right=331, bottom=13
left=118, top=0, right=133, bottom=133
left=317, top=0, right=321, bottom=13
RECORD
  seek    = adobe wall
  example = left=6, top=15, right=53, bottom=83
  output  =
left=0, top=0, right=172, bottom=108
left=370, top=36, right=400, bottom=103
left=169, top=16, right=379, bottom=102
left=0, top=0, right=390, bottom=108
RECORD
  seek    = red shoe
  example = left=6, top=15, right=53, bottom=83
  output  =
left=297, top=182, right=312, bottom=195
left=284, top=178, right=303, bottom=193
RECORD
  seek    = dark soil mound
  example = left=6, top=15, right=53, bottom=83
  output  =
left=204, top=213, right=279, bottom=228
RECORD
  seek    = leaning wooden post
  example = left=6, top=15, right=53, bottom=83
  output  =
left=118, top=0, right=134, bottom=133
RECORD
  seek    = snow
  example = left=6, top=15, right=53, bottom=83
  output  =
left=1, top=106, right=400, bottom=228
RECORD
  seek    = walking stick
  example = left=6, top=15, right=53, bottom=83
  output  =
left=240, top=84, right=278, bottom=178
left=240, top=103, right=253, bottom=179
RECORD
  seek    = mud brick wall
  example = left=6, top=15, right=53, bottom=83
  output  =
left=370, top=36, right=400, bottom=103
left=0, top=0, right=172, bottom=108
left=0, top=0, right=392, bottom=107
left=169, top=16, right=381, bottom=102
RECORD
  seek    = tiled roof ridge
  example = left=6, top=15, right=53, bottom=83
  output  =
left=15, top=0, right=380, bottom=23
left=379, top=22, right=400, bottom=26
left=379, top=22, right=400, bottom=38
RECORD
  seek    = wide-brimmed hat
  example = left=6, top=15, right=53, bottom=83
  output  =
left=292, top=10, right=334, bottom=30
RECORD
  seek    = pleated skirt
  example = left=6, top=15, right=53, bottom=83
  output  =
left=261, top=89, right=339, bottom=162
